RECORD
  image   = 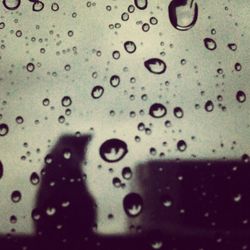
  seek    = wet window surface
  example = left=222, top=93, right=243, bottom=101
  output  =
left=0, top=0, right=249, bottom=249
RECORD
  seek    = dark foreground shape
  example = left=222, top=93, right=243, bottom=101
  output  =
left=0, top=135, right=250, bottom=250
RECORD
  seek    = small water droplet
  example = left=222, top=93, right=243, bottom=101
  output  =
left=177, top=140, right=187, bottom=152
left=124, top=41, right=137, bottom=54
left=122, top=167, right=133, bottom=180
left=110, top=75, right=120, bottom=87
left=205, top=100, right=214, bottom=112
left=61, top=96, right=72, bottom=107
left=236, top=90, right=246, bottom=103
left=0, top=123, right=9, bottom=136
left=134, top=0, right=148, bottom=10
left=173, top=107, right=184, bottom=118
left=91, top=85, right=104, bottom=99
left=30, top=172, right=40, bottom=185
left=204, top=38, right=217, bottom=51
left=11, top=190, right=22, bottom=203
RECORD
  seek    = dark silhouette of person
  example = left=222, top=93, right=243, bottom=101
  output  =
left=34, top=134, right=96, bottom=249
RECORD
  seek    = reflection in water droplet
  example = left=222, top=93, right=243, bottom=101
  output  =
left=124, top=41, right=137, bottom=54
left=236, top=90, right=246, bottom=103
left=134, top=0, right=148, bottom=10
left=177, top=140, right=187, bottom=152
left=91, top=85, right=104, bottom=99
left=204, top=38, right=217, bottom=51
left=2, top=0, right=21, bottom=10
left=110, top=75, right=120, bottom=87
left=30, top=172, right=40, bottom=185
left=32, top=1, right=44, bottom=12
left=122, top=166, right=133, bottom=180
left=11, top=190, right=22, bottom=203
left=161, top=194, right=173, bottom=208
left=99, top=138, right=128, bottom=163
left=205, top=100, right=214, bottom=112
left=234, top=62, right=242, bottom=71
left=144, top=58, right=167, bottom=74
left=173, top=107, right=184, bottom=118
left=123, top=193, right=143, bottom=217
left=228, top=43, right=237, bottom=51
left=26, top=63, right=35, bottom=72
left=0, top=123, right=9, bottom=136
left=168, top=0, right=198, bottom=31
left=149, top=103, right=167, bottom=118
left=61, top=96, right=72, bottom=107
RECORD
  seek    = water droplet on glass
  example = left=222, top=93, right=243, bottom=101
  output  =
left=205, top=100, right=214, bottom=112
left=0, top=161, right=3, bottom=179
left=177, top=140, right=187, bottom=152
left=91, top=85, right=104, bottom=99
left=11, top=190, right=22, bottom=203
left=16, top=116, right=24, bottom=124
left=123, top=193, right=143, bottom=217
left=144, top=58, right=167, bottom=74
left=151, top=241, right=163, bottom=249
left=32, top=1, right=44, bottom=12
left=26, top=63, right=35, bottom=72
left=173, top=107, right=184, bottom=118
left=122, top=167, right=133, bottom=180
left=99, top=138, right=128, bottom=163
left=0, top=123, right=9, bottom=136
left=134, top=0, right=148, bottom=10
left=228, top=43, right=237, bottom=51
left=161, top=194, right=173, bottom=208
left=124, top=41, right=137, bottom=54
left=149, top=103, right=167, bottom=118
left=110, top=75, right=120, bottom=88
left=236, top=90, right=246, bottom=103
left=168, top=0, right=198, bottom=31
left=30, top=172, right=40, bottom=185
left=204, top=38, right=217, bottom=51
left=112, top=177, right=122, bottom=188
left=3, top=0, right=21, bottom=10
left=61, top=96, right=72, bottom=107
left=234, top=62, right=242, bottom=71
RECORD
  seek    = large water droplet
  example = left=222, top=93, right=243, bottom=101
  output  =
left=149, top=103, right=167, bottom=118
left=99, top=138, right=128, bottom=163
left=123, top=193, right=143, bottom=217
left=2, top=0, right=21, bottom=10
left=91, top=85, right=104, bottom=99
left=0, top=123, right=9, bottom=136
left=168, top=0, right=198, bottom=31
left=134, top=0, right=148, bottom=10
left=204, top=38, right=217, bottom=51
left=144, top=58, right=167, bottom=74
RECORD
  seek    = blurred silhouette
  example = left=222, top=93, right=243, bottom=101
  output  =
left=0, top=135, right=250, bottom=250
left=34, top=134, right=96, bottom=249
